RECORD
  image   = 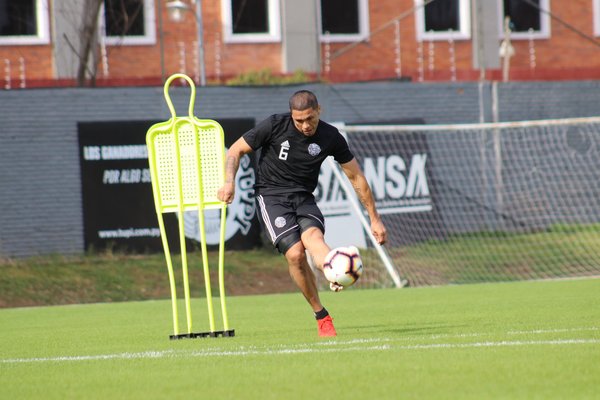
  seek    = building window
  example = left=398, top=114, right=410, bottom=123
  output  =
left=320, top=0, right=369, bottom=43
left=222, top=0, right=281, bottom=43
left=415, top=0, right=470, bottom=41
left=0, top=0, right=49, bottom=45
left=499, top=0, right=550, bottom=39
left=101, top=0, right=156, bottom=45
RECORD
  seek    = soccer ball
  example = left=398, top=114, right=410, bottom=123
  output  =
left=323, top=246, right=363, bottom=288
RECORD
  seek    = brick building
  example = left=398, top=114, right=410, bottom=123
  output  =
left=0, top=0, right=599, bottom=88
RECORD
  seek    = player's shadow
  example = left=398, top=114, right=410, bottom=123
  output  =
left=343, top=323, right=468, bottom=336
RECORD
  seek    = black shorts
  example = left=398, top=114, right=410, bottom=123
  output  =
left=255, top=192, right=325, bottom=254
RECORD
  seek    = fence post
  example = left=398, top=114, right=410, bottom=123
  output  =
left=4, top=59, right=10, bottom=90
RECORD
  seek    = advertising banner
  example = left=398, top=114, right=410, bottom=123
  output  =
left=78, top=118, right=261, bottom=252
left=316, top=128, right=446, bottom=248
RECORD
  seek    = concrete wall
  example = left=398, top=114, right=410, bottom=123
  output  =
left=496, top=81, right=600, bottom=121
left=281, top=0, right=320, bottom=74
left=1, top=80, right=599, bottom=257
left=52, top=0, right=89, bottom=79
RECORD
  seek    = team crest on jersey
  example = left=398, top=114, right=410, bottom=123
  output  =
left=308, top=143, right=321, bottom=156
left=275, top=216, right=287, bottom=228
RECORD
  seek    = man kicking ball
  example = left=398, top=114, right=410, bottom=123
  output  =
left=217, top=90, right=386, bottom=337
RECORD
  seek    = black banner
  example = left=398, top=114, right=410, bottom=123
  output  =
left=78, top=118, right=261, bottom=253
left=346, top=130, right=447, bottom=246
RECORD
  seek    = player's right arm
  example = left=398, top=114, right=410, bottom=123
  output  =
left=340, top=158, right=387, bottom=245
left=217, top=137, right=253, bottom=204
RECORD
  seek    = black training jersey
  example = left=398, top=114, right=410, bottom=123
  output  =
left=243, top=113, right=354, bottom=195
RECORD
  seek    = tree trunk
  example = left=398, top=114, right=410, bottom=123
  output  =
left=77, top=0, right=103, bottom=87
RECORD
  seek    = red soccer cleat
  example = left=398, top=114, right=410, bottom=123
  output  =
left=317, top=315, right=337, bottom=337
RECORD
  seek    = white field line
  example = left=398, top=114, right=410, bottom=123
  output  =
left=404, top=327, right=600, bottom=341
left=0, top=345, right=391, bottom=364
left=507, top=327, right=599, bottom=335
left=297, top=326, right=600, bottom=347
left=397, top=339, right=599, bottom=350
left=1, top=332, right=599, bottom=365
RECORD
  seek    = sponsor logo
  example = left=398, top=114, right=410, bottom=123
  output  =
left=83, top=145, right=148, bottom=161
left=308, top=143, right=321, bottom=156
left=315, top=154, right=431, bottom=217
left=362, top=154, right=431, bottom=214
left=181, top=152, right=256, bottom=245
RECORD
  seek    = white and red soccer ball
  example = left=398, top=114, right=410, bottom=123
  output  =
left=323, top=246, right=363, bottom=288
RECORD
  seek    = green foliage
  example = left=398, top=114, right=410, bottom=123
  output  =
left=226, top=68, right=313, bottom=86
left=2, top=223, right=600, bottom=306
left=391, top=223, right=600, bottom=285
left=0, top=249, right=287, bottom=308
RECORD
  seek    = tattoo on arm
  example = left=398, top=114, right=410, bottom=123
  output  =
left=353, top=182, right=369, bottom=206
left=225, top=155, right=239, bottom=183
left=353, top=177, right=379, bottom=220
left=342, top=160, right=381, bottom=221
left=352, top=182, right=371, bottom=210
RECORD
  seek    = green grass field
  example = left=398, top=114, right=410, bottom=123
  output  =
left=1, top=278, right=599, bottom=399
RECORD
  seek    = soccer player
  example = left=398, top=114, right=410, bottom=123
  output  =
left=217, top=90, right=386, bottom=337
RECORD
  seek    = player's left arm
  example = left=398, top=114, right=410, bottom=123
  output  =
left=340, top=158, right=387, bottom=245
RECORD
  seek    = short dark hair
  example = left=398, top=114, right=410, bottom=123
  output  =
left=289, top=90, right=319, bottom=111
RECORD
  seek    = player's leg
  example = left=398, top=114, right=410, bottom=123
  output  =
left=273, top=230, right=336, bottom=336
left=277, top=235, right=322, bottom=312
left=255, top=194, right=336, bottom=336
left=300, top=226, right=344, bottom=292
left=294, top=194, right=329, bottom=267
left=296, top=195, right=344, bottom=292
left=300, top=227, right=330, bottom=270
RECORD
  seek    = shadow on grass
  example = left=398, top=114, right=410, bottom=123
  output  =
left=342, top=323, right=468, bottom=336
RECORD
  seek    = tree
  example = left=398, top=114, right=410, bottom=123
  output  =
left=77, top=0, right=103, bottom=86
left=75, top=0, right=145, bottom=86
